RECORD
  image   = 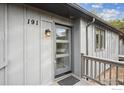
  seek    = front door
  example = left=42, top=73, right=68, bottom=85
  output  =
left=55, top=25, right=71, bottom=76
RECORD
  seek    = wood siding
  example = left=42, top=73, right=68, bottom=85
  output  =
left=7, top=4, right=24, bottom=85
left=0, top=3, right=120, bottom=85
left=80, top=18, right=119, bottom=77
left=0, top=4, right=5, bottom=85
left=72, top=18, right=81, bottom=77
left=80, top=18, right=119, bottom=60
left=0, top=4, right=72, bottom=85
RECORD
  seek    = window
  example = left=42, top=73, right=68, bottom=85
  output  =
left=123, top=39, right=124, bottom=45
left=95, top=27, right=105, bottom=50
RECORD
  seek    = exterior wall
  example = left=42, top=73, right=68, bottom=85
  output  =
left=7, top=4, right=24, bottom=85
left=72, top=18, right=81, bottom=77
left=80, top=18, right=119, bottom=60
left=0, top=4, right=73, bottom=85
left=80, top=18, right=119, bottom=77
left=0, top=4, right=6, bottom=85
left=0, top=3, right=120, bottom=85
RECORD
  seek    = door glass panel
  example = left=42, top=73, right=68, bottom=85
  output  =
left=56, top=43, right=69, bottom=54
left=55, top=25, right=71, bottom=75
left=56, top=28, right=69, bottom=40
left=56, top=57, right=69, bottom=69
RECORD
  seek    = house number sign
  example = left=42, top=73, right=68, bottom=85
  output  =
left=27, top=19, right=39, bottom=25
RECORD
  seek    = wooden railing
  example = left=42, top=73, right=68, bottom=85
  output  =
left=81, top=54, right=124, bottom=85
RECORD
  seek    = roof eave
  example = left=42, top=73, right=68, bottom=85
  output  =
left=67, top=3, right=124, bottom=35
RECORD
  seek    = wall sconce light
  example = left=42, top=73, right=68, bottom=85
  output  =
left=45, top=29, right=51, bottom=37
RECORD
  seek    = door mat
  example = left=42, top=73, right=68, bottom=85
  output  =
left=57, top=75, right=80, bottom=85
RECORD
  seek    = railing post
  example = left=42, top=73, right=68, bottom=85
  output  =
left=104, top=63, right=106, bottom=80
left=94, top=61, right=97, bottom=79
left=116, top=66, right=118, bottom=85
left=81, top=53, right=85, bottom=78
left=86, top=59, right=89, bottom=80
left=99, top=62, right=101, bottom=82
left=109, top=64, right=112, bottom=85
left=90, top=60, right=93, bottom=78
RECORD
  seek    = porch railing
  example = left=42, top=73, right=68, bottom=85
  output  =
left=81, top=54, right=124, bottom=85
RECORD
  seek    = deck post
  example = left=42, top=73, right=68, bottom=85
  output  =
left=81, top=53, right=85, bottom=78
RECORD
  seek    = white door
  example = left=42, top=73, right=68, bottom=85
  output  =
left=55, top=25, right=71, bottom=76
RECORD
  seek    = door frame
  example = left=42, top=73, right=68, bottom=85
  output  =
left=54, top=23, right=72, bottom=77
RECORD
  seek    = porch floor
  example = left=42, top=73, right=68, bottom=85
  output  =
left=51, top=73, right=93, bottom=85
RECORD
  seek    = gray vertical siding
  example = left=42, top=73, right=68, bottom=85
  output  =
left=80, top=18, right=86, bottom=54
left=25, top=8, right=41, bottom=85
left=80, top=18, right=119, bottom=77
left=7, top=4, right=24, bottom=85
left=40, top=20, right=54, bottom=85
left=0, top=3, right=120, bottom=85
left=72, top=18, right=81, bottom=77
left=7, top=4, right=54, bottom=85
left=80, top=18, right=119, bottom=60
left=0, top=4, right=5, bottom=85
left=0, top=4, right=73, bottom=85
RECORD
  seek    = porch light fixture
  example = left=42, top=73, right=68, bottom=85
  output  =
left=45, top=29, right=51, bottom=37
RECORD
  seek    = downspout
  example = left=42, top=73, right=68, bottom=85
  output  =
left=86, top=17, right=95, bottom=55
